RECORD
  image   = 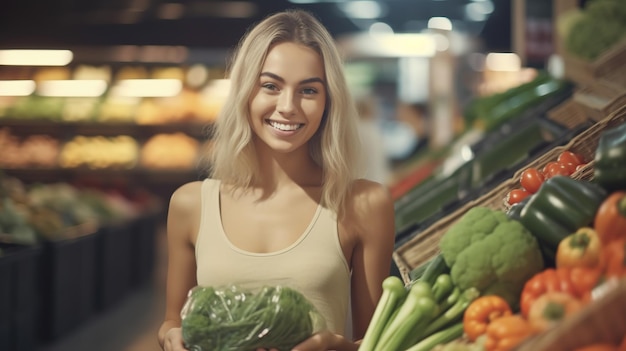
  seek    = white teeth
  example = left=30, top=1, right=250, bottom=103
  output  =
left=268, top=120, right=302, bottom=131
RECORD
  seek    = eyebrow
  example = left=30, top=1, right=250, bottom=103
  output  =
left=260, top=72, right=325, bottom=85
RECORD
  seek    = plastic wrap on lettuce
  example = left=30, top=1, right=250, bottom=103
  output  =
left=181, top=284, right=326, bottom=351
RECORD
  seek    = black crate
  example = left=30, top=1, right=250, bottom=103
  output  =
left=39, top=229, right=99, bottom=341
left=96, top=220, right=133, bottom=310
left=130, top=212, right=159, bottom=287
left=0, top=244, right=43, bottom=351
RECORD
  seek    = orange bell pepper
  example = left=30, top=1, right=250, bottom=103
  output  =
left=556, top=227, right=602, bottom=269
left=520, top=268, right=576, bottom=317
left=463, top=295, right=513, bottom=342
left=601, top=238, right=626, bottom=279
left=484, top=314, right=535, bottom=351
left=527, top=291, right=583, bottom=333
left=594, top=191, right=626, bottom=246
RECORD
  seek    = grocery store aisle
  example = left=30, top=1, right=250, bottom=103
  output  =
left=36, top=224, right=168, bottom=351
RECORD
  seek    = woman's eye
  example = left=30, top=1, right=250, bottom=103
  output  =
left=262, top=83, right=278, bottom=91
left=302, top=88, right=317, bottom=95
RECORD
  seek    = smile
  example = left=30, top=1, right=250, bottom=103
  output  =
left=266, top=120, right=304, bottom=131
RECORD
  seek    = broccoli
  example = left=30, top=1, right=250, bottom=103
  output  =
left=564, top=0, right=626, bottom=60
left=439, top=207, right=544, bottom=309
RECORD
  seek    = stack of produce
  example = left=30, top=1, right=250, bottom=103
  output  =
left=0, top=175, right=143, bottom=242
left=377, top=122, right=626, bottom=350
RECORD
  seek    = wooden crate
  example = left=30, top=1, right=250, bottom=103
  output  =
left=546, top=98, right=590, bottom=130
left=573, top=79, right=626, bottom=122
left=393, top=104, right=626, bottom=284
left=562, top=38, right=626, bottom=89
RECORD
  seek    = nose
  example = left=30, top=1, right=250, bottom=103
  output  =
left=276, top=89, right=296, bottom=116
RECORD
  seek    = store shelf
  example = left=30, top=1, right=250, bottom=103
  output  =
left=0, top=119, right=212, bottom=139
left=1, top=167, right=202, bottom=185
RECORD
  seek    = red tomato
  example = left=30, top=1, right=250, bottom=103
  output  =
left=560, top=162, right=578, bottom=175
left=558, top=151, right=584, bottom=165
left=544, top=162, right=571, bottom=178
left=542, top=162, right=559, bottom=178
left=520, top=168, right=545, bottom=193
left=507, top=188, right=531, bottom=206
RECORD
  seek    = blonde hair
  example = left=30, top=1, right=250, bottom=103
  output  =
left=205, top=9, right=361, bottom=216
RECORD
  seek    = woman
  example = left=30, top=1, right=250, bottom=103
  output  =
left=158, top=9, right=396, bottom=351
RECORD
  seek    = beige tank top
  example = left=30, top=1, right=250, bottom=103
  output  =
left=195, top=178, right=351, bottom=335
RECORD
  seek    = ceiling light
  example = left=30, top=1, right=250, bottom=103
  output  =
left=369, top=22, right=394, bottom=36
left=0, top=50, right=73, bottom=66
left=0, top=80, right=36, bottom=96
left=485, top=53, right=521, bottom=72
left=428, top=17, right=452, bottom=31
left=340, top=33, right=437, bottom=58
left=465, top=1, right=494, bottom=22
left=341, top=1, right=385, bottom=19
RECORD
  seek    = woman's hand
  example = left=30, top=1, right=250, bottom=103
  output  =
left=162, top=327, right=188, bottom=351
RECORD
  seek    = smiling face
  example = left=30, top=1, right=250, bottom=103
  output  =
left=248, top=41, right=327, bottom=156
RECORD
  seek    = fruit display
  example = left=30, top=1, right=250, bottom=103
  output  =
left=59, top=135, right=139, bottom=169
left=140, top=132, right=201, bottom=169
left=0, top=128, right=60, bottom=168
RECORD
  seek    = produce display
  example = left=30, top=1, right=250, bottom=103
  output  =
left=181, top=284, right=325, bottom=351
left=0, top=128, right=60, bottom=168
left=385, top=120, right=626, bottom=350
left=59, top=135, right=139, bottom=169
left=0, top=174, right=158, bottom=243
left=140, top=132, right=201, bottom=169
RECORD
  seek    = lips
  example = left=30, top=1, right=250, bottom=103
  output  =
left=266, top=119, right=304, bottom=131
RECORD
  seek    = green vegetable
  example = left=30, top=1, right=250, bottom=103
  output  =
left=438, top=286, right=461, bottom=312
left=181, top=285, right=324, bottom=351
left=464, top=72, right=552, bottom=128
left=594, top=123, right=626, bottom=192
left=376, top=280, right=438, bottom=351
left=478, top=77, right=569, bottom=132
left=565, top=0, right=626, bottom=60
left=421, top=287, right=480, bottom=338
left=439, top=206, right=544, bottom=309
left=518, top=176, right=607, bottom=251
left=359, top=276, right=407, bottom=351
left=432, top=274, right=454, bottom=303
left=464, top=73, right=569, bottom=132
left=408, top=257, right=433, bottom=282
left=405, top=322, right=465, bottom=351
left=506, top=194, right=532, bottom=222
left=419, top=252, right=450, bottom=286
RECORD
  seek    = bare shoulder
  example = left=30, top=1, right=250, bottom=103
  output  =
left=169, top=181, right=203, bottom=212
left=347, top=179, right=394, bottom=216
left=344, top=179, right=395, bottom=237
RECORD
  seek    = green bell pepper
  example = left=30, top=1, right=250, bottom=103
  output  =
left=518, top=176, right=607, bottom=252
left=594, top=123, right=626, bottom=192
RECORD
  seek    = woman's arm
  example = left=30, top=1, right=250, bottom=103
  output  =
left=347, top=180, right=396, bottom=341
left=157, top=182, right=202, bottom=350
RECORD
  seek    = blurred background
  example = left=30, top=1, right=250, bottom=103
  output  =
left=1, top=0, right=625, bottom=350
